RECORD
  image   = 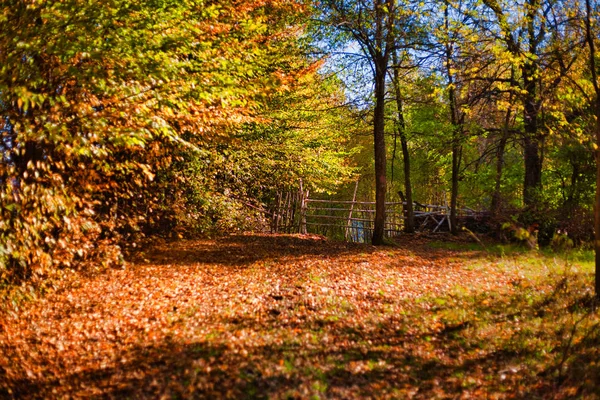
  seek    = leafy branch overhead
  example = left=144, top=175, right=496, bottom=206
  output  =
left=0, top=0, right=355, bottom=283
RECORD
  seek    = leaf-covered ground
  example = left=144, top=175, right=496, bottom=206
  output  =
left=1, top=234, right=599, bottom=399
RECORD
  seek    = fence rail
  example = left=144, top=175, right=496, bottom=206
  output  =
left=269, top=184, right=485, bottom=243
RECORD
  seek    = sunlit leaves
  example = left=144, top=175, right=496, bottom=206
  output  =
left=1, top=235, right=597, bottom=398
left=0, top=0, right=323, bottom=285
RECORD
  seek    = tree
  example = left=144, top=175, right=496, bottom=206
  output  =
left=480, top=0, right=580, bottom=208
left=442, top=0, right=463, bottom=234
left=391, top=49, right=415, bottom=233
left=317, top=0, right=396, bottom=245
left=428, top=0, right=485, bottom=234
left=0, top=0, right=317, bottom=284
left=584, top=0, right=600, bottom=296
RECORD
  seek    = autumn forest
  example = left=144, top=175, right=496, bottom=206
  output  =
left=2, top=0, right=600, bottom=398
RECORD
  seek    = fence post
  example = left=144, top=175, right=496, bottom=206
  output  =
left=445, top=193, right=452, bottom=232
left=272, top=191, right=281, bottom=233
left=299, top=179, right=308, bottom=234
left=345, top=179, right=360, bottom=241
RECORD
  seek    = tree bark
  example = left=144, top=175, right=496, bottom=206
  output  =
left=450, top=129, right=461, bottom=235
left=491, top=68, right=515, bottom=215
left=522, top=65, right=543, bottom=206
left=371, top=0, right=392, bottom=245
left=585, top=0, right=600, bottom=297
left=445, top=1, right=460, bottom=235
left=491, top=122, right=510, bottom=216
left=372, top=56, right=387, bottom=245
left=392, top=51, right=414, bottom=233
left=399, top=123, right=414, bottom=233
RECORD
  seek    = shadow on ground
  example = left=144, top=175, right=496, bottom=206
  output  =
left=137, top=233, right=487, bottom=268
left=3, top=234, right=596, bottom=399
left=2, top=311, right=548, bottom=399
left=138, top=234, right=377, bottom=267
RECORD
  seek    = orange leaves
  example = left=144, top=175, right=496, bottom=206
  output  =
left=2, top=233, right=598, bottom=398
left=0, top=0, right=315, bottom=291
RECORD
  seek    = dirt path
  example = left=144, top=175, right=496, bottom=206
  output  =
left=0, top=234, right=520, bottom=398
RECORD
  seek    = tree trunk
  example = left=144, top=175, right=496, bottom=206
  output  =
left=491, top=71, right=514, bottom=216
left=521, top=8, right=543, bottom=207
left=491, top=132, right=509, bottom=216
left=450, top=137, right=461, bottom=235
left=491, top=109, right=511, bottom=216
left=595, top=105, right=600, bottom=297
left=445, top=1, right=460, bottom=235
left=585, top=0, right=600, bottom=297
left=400, top=129, right=414, bottom=233
left=372, top=58, right=387, bottom=245
left=522, top=92, right=543, bottom=206
left=371, top=0, right=391, bottom=246
left=392, top=51, right=414, bottom=233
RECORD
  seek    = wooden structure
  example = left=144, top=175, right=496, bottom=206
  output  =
left=269, top=185, right=487, bottom=243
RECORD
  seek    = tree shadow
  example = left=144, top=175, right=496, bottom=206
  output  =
left=3, top=309, right=549, bottom=399
left=138, top=234, right=380, bottom=268
left=2, top=234, right=565, bottom=399
left=136, top=233, right=493, bottom=270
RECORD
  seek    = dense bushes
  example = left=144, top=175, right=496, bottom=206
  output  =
left=0, top=0, right=354, bottom=289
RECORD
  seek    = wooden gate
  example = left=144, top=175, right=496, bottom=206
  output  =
left=269, top=184, right=486, bottom=242
left=270, top=188, right=404, bottom=242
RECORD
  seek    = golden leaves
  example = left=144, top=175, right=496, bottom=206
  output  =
left=4, top=234, right=580, bottom=398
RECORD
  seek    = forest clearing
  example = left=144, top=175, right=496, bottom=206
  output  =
left=1, top=234, right=598, bottom=399
left=3, top=0, right=600, bottom=398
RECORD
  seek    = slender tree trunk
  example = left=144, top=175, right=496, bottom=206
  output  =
left=522, top=3, right=543, bottom=207
left=492, top=68, right=515, bottom=216
left=585, top=0, right=600, bottom=297
left=595, top=105, right=600, bottom=297
left=371, top=0, right=392, bottom=245
left=450, top=131, right=461, bottom=235
left=491, top=123, right=510, bottom=216
left=392, top=51, right=414, bottom=233
left=373, top=58, right=387, bottom=245
left=325, top=0, right=394, bottom=245
left=399, top=121, right=414, bottom=233
left=522, top=93, right=543, bottom=207
left=445, top=1, right=460, bottom=235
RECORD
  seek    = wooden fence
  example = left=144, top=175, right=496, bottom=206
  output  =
left=269, top=186, right=485, bottom=243
left=269, top=188, right=309, bottom=234
left=304, top=199, right=406, bottom=242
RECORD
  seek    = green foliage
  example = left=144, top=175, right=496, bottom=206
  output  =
left=0, top=0, right=357, bottom=289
